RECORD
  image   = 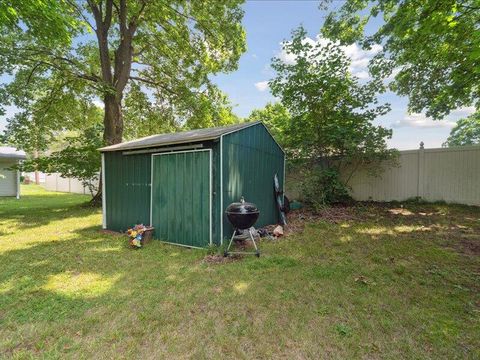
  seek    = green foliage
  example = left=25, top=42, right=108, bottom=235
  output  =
left=322, top=0, right=480, bottom=119
left=269, top=26, right=395, bottom=204
left=301, top=168, right=351, bottom=209
left=1, top=94, right=101, bottom=154
left=20, top=126, right=103, bottom=197
left=444, top=112, right=480, bottom=147
left=335, top=323, right=353, bottom=337
left=247, top=102, right=290, bottom=147
left=0, top=0, right=246, bottom=145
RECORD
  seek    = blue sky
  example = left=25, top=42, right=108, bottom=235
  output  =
left=212, top=0, right=474, bottom=150
left=0, top=1, right=474, bottom=150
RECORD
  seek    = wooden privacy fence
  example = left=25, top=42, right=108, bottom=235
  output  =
left=42, top=173, right=99, bottom=195
left=342, top=145, right=480, bottom=206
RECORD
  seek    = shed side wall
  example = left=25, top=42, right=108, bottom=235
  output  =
left=222, top=123, right=284, bottom=239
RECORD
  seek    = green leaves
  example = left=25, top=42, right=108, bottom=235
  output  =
left=0, top=0, right=246, bottom=146
left=247, top=103, right=291, bottom=147
left=444, top=112, right=480, bottom=147
left=20, top=125, right=104, bottom=197
left=1, top=0, right=246, bottom=194
left=322, top=0, right=480, bottom=120
left=269, top=25, right=395, bottom=204
left=270, top=26, right=391, bottom=160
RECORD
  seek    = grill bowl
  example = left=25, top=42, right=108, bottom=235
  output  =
left=225, top=198, right=260, bottom=230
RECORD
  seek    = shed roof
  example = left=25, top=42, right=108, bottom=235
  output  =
left=99, top=121, right=261, bottom=152
left=0, top=146, right=27, bottom=160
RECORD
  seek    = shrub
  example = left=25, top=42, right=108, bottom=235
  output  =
left=301, top=168, right=351, bottom=210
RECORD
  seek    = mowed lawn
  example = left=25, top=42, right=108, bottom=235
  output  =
left=0, top=186, right=479, bottom=359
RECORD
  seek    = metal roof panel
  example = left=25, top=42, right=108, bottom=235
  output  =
left=99, top=121, right=261, bottom=152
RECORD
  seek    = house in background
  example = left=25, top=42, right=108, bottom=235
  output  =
left=0, top=147, right=26, bottom=199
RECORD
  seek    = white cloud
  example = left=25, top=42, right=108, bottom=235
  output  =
left=392, top=113, right=456, bottom=129
left=449, top=106, right=476, bottom=117
left=93, top=99, right=105, bottom=109
left=254, top=81, right=269, bottom=92
left=355, top=71, right=370, bottom=80
left=276, top=35, right=382, bottom=80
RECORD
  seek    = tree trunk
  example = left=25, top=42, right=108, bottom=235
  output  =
left=33, top=149, right=40, bottom=184
left=90, top=173, right=103, bottom=206
left=103, top=93, right=123, bottom=145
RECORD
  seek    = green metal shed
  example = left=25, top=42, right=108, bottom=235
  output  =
left=99, top=121, right=285, bottom=248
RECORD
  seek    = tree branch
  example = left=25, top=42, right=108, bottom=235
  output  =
left=65, top=0, right=96, bottom=31
left=129, top=76, right=177, bottom=95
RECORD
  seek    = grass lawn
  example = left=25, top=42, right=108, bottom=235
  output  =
left=0, top=185, right=479, bottom=359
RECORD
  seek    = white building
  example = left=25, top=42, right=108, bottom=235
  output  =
left=0, top=147, right=26, bottom=198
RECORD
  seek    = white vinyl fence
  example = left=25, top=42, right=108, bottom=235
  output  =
left=43, top=173, right=99, bottom=195
left=343, top=145, right=480, bottom=206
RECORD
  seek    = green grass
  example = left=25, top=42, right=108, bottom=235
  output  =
left=1, top=185, right=479, bottom=359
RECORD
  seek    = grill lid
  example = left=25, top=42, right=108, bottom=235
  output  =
left=225, top=196, right=259, bottom=215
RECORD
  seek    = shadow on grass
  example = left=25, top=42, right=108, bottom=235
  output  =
left=1, top=190, right=479, bottom=358
left=0, top=193, right=94, bottom=231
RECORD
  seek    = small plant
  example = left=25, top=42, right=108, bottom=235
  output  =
left=335, top=323, right=352, bottom=337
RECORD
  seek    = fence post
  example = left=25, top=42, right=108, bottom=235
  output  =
left=418, top=142, right=425, bottom=199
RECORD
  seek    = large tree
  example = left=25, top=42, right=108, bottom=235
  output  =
left=321, top=0, right=480, bottom=120
left=269, top=27, right=395, bottom=206
left=0, top=0, right=246, bottom=146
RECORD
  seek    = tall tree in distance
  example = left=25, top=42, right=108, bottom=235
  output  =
left=322, top=0, right=480, bottom=120
left=444, top=112, right=480, bottom=147
left=0, top=0, right=246, bottom=145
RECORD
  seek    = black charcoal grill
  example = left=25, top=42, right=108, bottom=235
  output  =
left=224, top=197, right=260, bottom=257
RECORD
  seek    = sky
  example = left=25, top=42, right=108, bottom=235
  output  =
left=0, top=1, right=474, bottom=150
left=212, top=0, right=474, bottom=150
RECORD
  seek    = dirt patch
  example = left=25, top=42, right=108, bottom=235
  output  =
left=280, top=206, right=358, bottom=236
left=99, top=229, right=125, bottom=237
left=456, top=238, right=480, bottom=256
left=203, top=254, right=241, bottom=264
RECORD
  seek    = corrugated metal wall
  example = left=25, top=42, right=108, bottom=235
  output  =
left=222, top=123, right=285, bottom=238
left=104, top=152, right=151, bottom=231
left=104, top=141, right=222, bottom=244
left=151, top=150, right=211, bottom=247
left=343, top=146, right=480, bottom=206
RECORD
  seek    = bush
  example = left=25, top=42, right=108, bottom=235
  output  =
left=301, top=168, right=351, bottom=210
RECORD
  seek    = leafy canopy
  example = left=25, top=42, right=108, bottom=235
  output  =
left=269, top=26, right=395, bottom=206
left=247, top=103, right=290, bottom=147
left=270, top=26, right=393, bottom=164
left=1, top=1, right=245, bottom=197
left=444, top=112, right=480, bottom=147
left=322, top=0, right=480, bottom=120
left=0, top=0, right=246, bottom=144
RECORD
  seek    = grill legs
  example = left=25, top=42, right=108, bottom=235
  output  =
left=224, top=228, right=260, bottom=257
